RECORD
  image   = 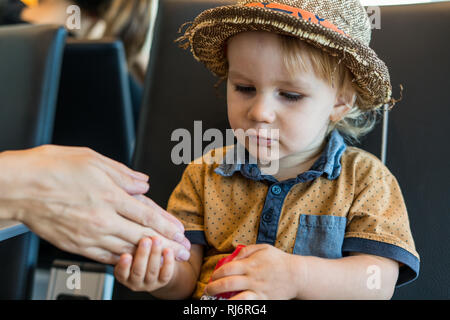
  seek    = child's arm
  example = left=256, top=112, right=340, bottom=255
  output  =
left=205, top=244, right=398, bottom=300
left=151, top=243, right=203, bottom=299
left=291, top=252, right=399, bottom=299
left=114, top=237, right=203, bottom=300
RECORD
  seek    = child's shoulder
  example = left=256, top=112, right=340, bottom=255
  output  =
left=341, top=146, right=396, bottom=183
left=343, top=145, right=383, bottom=164
left=184, top=145, right=233, bottom=174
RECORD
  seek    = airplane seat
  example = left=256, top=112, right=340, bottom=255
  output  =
left=0, top=24, right=67, bottom=299
left=368, top=1, right=450, bottom=299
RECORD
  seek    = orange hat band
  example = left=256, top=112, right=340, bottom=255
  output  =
left=244, top=2, right=348, bottom=37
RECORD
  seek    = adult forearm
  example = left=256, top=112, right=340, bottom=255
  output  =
left=293, top=254, right=398, bottom=300
left=0, top=150, right=22, bottom=220
left=0, top=198, right=20, bottom=220
left=0, top=145, right=191, bottom=265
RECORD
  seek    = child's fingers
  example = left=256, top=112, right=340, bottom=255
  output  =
left=145, top=236, right=162, bottom=284
left=129, top=237, right=152, bottom=285
left=159, top=248, right=175, bottom=284
left=114, top=253, right=132, bottom=282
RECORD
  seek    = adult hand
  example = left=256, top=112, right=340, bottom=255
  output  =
left=0, top=145, right=191, bottom=264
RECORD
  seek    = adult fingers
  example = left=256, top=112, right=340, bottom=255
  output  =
left=133, top=195, right=186, bottom=235
left=133, top=195, right=190, bottom=250
left=96, top=235, right=137, bottom=257
left=114, top=190, right=189, bottom=248
left=82, top=246, right=121, bottom=265
left=93, top=150, right=149, bottom=182
left=90, top=154, right=150, bottom=195
left=111, top=214, right=191, bottom=262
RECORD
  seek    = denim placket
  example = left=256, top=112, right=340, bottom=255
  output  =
left=256, top=181, right=295, bottom=245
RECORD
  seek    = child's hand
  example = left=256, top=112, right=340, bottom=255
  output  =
left=114, top=236, right=175, bottom=292
left=205, top=244, right=303, bottom=300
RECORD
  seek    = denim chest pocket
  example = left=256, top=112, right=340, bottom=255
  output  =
left=293, top=214, right=347, bottom=259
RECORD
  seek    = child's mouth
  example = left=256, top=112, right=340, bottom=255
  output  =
left=248, top=135, right=273, bottom=147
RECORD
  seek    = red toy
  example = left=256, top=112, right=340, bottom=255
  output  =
left=202, top=245, right=246, bottom=300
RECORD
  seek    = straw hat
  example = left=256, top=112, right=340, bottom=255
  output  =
left=175, top=0, right=402, bottom=111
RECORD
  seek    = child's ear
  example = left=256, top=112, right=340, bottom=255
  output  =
left=330, top=92, right=355, bottom=122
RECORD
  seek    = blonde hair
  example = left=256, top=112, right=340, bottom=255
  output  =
left=102, top=1, right=152, bottom=69
left=80, top=0, right=153, bottom=81
left=278, top=35, right=382, bottom=145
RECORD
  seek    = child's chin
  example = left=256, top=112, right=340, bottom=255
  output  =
left=247, top=153, right=280, bottom=165
left=248, top=143, right=280, bottom=157
left=248, top=149, right=280, bottom=163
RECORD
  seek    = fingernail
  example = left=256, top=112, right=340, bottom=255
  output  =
left=122, top=255, right=131, bottom=264
left=173, top=232, right=184, bottom=244
left=176, top=249, right=190, bottom=261
left=173, top=232, right=191, bottom=250
left=142, top=238, right=150, bottom=248
left=168, top=218, right=184, bottom=233
left=153, top=237, right=160, bottom=247
left=182, top=238, right=191, bottom=250
left=160, top=256, right=164, bottom=266
left=135, top=181, right=149, bottom=192
left=176, top=221, right=185, bottom=233
left=130, top=171, right=149, bottom=181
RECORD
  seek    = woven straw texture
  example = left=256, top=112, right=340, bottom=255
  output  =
left=175, top=0, right=397, bottom=110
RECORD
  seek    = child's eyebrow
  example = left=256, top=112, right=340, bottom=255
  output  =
left=228, top=70, right=252, bottom=81
left=277, top=78, right=312, bottom=90
left=228, top=70, right=312, bottom=90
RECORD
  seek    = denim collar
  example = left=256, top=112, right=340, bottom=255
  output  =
left=214, top=129, right=347, bottom=184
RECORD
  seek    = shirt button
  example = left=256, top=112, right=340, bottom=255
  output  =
left=262, top=210, right=273, bottom=222
left=271, top=185, right=282, bottom=195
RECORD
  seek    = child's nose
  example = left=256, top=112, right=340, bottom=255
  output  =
left=247, top=96, right=276, bottom=123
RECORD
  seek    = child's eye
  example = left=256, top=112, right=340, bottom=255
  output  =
left=280, top=92, right=303, bottom=102
left=234, top=85, right=255, bottom=93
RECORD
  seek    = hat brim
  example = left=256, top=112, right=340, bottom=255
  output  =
left=176, top=4, right=393, bottom=110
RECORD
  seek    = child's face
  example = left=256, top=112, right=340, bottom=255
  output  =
left=226, top=31, right=350, bottom=164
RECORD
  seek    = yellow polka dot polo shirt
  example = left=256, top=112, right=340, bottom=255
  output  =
left=166, top=129, right=420, bottom=299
